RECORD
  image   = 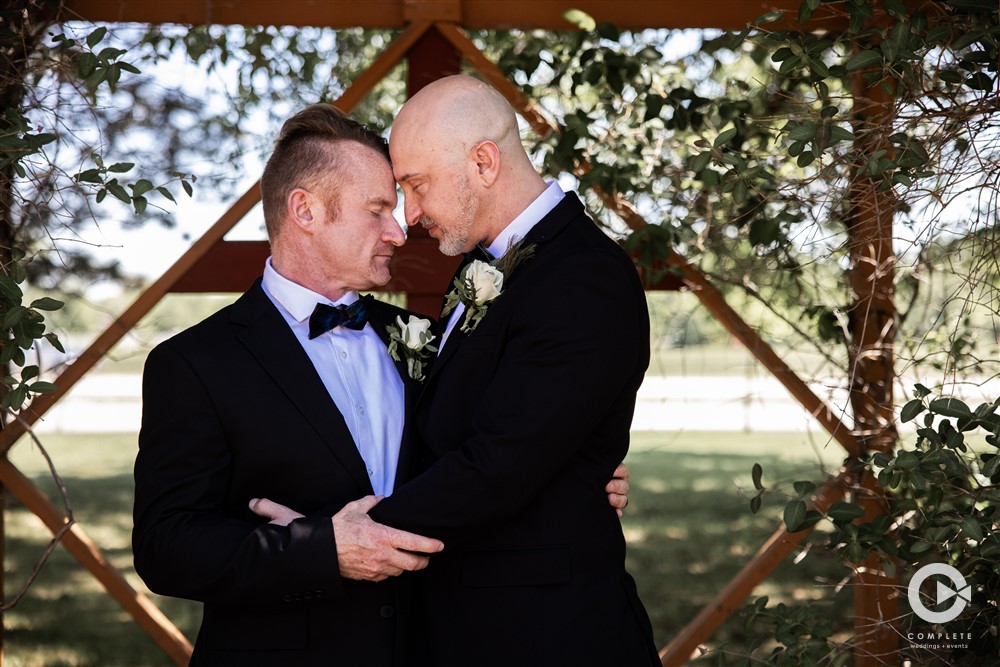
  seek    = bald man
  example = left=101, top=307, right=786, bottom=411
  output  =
left=363, top=75, right=660, bottom=665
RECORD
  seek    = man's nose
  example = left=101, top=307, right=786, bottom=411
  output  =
left=403, top=199, right=422, bottom=227
left=385, top=218, right=406, bottom=247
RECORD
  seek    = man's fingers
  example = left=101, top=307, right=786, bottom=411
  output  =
left=344, top=494, right=383, bottom=513
left=381, top=525, right=444, bottom=555
left=249, top=497, right=305, bottom=525
left=605, top=478, right=630, bottom=496
left=613, top=462, right=630, bottom=482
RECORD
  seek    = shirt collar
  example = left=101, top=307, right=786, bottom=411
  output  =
left=262, top=257, right=358, bottom=323
left=486, top=181, right=564, bottom=259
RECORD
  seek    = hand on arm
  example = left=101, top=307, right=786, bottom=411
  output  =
left=250, top=495, right=444, bottom=581
left=605, top=462, right=630, bottom=517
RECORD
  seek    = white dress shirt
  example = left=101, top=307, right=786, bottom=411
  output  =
left=440, top=181, right=565, bottom=348
left=262, top=258, right=404, bottom=495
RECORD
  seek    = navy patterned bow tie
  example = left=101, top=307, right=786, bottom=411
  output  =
left=308, top=298, right=369, bottom=339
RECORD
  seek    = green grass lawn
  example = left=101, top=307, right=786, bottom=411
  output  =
left=4, top=431, right=853, bottom=665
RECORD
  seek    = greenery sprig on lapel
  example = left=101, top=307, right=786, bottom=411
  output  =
left=386, top=315, right=437, bottom=381
left=441, top=239, right=536, bottom=335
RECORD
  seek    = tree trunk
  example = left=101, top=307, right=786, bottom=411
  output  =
left=847, top=70, right=899, bottom=666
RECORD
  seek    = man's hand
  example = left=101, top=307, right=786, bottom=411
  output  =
left=605, top=462, right=630, bottom=517
left=250, top=495, right=444, bottom=582
left=332, top=496, right=444, bottom=581
left=250, top=497, right=305, bottom=525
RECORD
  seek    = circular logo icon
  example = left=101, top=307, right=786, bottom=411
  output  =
left=908, top=563, right=971, bottom=624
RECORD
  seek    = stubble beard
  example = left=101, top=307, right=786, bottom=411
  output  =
left=434, top=178, right=479, bottom=257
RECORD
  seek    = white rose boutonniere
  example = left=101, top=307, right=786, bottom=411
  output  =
left=441, top=239, right=536, bottom=334
left=387, top=315, right=437, bottom=381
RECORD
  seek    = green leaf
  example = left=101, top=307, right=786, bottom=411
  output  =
left=771, top=47, right=794, bottom=63
left=960, top=517, right=984, bottom=542
left=156, top=186, right=176, bottom=203
left=829, top=125, right=855, bottom=142
left=732, top=179, right=749, bottom=206
left=895, top=450, right=921, bottom=470
left=788, top=122, right=817, bottom=142
left=714, top=127, right=737, bottom=147
left=20, top=365, right=39, bottom=382
left=75, top=168, right=103, bottom=184
left=752, top=462, right=764, bottom=490
left=29, top=297, right=64, bottom=311
left=107, top=162, right=134, bottom=173
left=828, top=502, right=866, bottom=522
left=914, top=383, right=932, bottom=398
left=797, top=1, right=815, bottom=24
left=845, top=49, right=883, bottom=71
left=130, top=178, right=154, bottom=196
left=900, top=399, right=925, bottom=423
left=86, top=26, right=107, bottom=48
left=966, top=73, right=994, bottom=91
left=784, top=500, right=808, bottom=532
left=930, top=397, right=973, bottom=419
left=2, top=306, right=25, bottom=329
left=44, top=332, right=65, bottom=353
left=982, top=455, right=1000, bottom=477
left=796, top=151, right=816, bottom=167
left=78, top=52, right=97, bottom=77
left=106, top=180, right=130, bottom=203
left=750, top=493, right=762, bottom=514
left=794, top=480, right=817, bottom=497
left=689, top=151, right=712, bottom=173
left=28, top=381, right=56, bottom=394
left=133, top=195, right=148, bottom=215
left=182, top=180, right=194, bottom=197
left=0, top=275, right=23, bottom=302
left=883, top=0, right=907, bottom=18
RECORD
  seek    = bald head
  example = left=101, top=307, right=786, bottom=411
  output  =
left=393, top=75, right=522, bottom=164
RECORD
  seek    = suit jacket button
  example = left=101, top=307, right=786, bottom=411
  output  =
left=380, top=605, right=394, bottom=619
left=283, top=594, right=293, bottom=602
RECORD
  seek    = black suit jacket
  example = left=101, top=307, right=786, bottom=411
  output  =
left=133, top=281, right=420, bottom=667
left=370, top=193, right=660, bottom=666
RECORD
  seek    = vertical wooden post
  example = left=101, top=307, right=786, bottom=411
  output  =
left=401, top=23, right=463, bottom=316
left=848, top=70, right=899, bottom=665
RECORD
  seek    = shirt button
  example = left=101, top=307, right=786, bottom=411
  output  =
left=380, top=605, right=394, bottom=619
left=358, top=406, right=366, bottom=415
left=339, top=350, right=348, bottom=360
left=367, top=467, right=374, bottom=477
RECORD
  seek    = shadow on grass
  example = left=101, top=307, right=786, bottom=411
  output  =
left=624, top=449, right=854, bottom=657
left=5, top=472, right=201, bottom=667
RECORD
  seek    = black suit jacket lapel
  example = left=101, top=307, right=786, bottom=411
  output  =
left=231, top=280, right=374, bottom=494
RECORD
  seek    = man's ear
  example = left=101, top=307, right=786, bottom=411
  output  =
left=471, top=140, right=501, bottom=187
left=286, top=188, right=317, bottom=233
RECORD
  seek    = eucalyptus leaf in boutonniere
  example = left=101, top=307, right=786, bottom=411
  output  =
left=441, top=239, right=536, bottom=334
left=387, top=315, right=437, bottom=381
